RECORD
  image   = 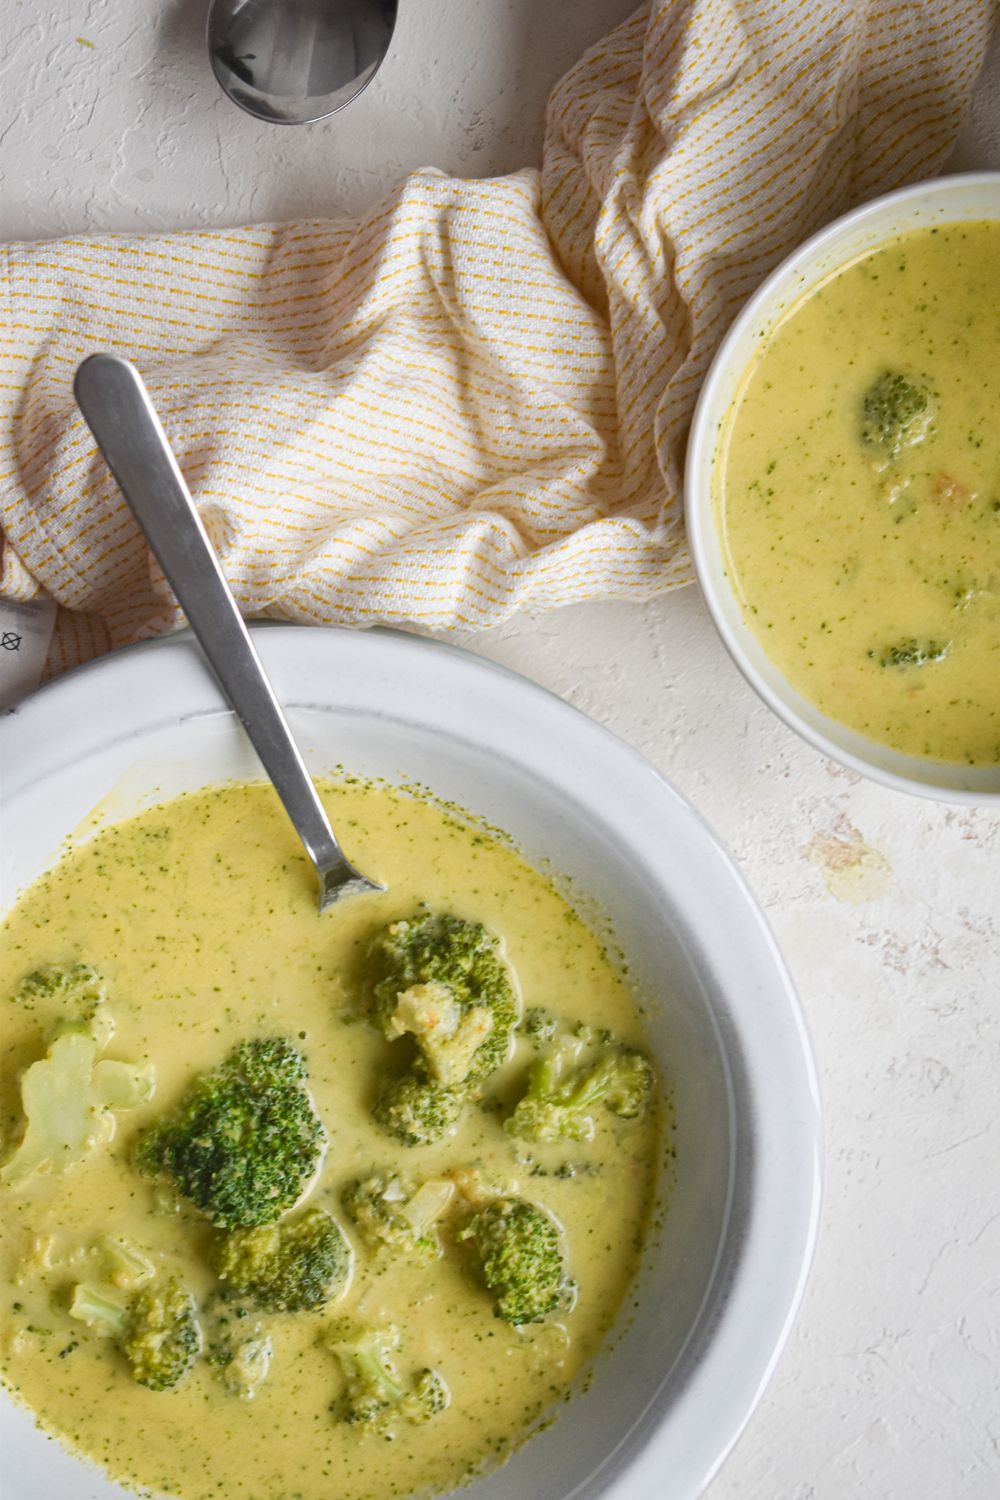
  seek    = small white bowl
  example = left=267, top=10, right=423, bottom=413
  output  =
left=685, top=172, right=1000, bottom=804
left=0, top=626, right=821, bottom=1500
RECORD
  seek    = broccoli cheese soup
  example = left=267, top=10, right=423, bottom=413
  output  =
left=0, top=778, right=662, bottom=1500
left=716, top=220, right=1000, bottom=765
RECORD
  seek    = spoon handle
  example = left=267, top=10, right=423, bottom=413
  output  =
left=73, top=352, right=376, bottom=909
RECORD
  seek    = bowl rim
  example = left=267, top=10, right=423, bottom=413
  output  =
left=684, top=169, right=1000, bottom=805
left=0, top=623, right=823, bottom=1500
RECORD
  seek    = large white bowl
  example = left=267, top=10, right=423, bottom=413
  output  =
left=0, top=626, right=821, bottom=1500
left=686, top=172, right=1000, bottom=804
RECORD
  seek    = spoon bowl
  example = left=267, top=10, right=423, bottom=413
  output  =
left=208, top=0, right=397, bottom=125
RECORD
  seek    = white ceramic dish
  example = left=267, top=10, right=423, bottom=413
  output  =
left=685, top=171, right=1000, bottom=804
left=0, top=625, right=821, bottom=1500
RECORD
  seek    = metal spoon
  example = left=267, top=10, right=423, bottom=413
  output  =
left=73, top=353, right=383, bottom=911
left=207, top=0, right=397, bottom=124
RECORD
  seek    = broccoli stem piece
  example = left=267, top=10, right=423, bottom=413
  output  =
left=69, top=1282, right=128, bottom=1339
left=136, top=1037, right=326, bottom=1228
left=324, top=1321, right=449, bottom=1428
left=211, top=1206, right=352, bottom=1312
left=1, top=1018, right=155, bottom=1188
left=101, top=1235, right=156, bottom=1290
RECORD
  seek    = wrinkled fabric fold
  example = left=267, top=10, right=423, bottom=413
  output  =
left=0, top=0, right=993, bottom=673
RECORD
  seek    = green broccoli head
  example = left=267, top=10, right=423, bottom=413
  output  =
left=211, top=1206, right=351, bottom=1312
left=386, top=983, right=495, bottom=1089
left=124, top=1279, right=203, bottom=1391
left=342, top=1172, right=455, bottom=1257
left=505, top=1035, right=653, bottom=1145
left=70, top=1276, right=201, bottom=1391
left=371, top=1073, right=465, bottom=1147
left=136, top=1038, right=326, bottom=1228
left=324, top=1320, right=449, bottom=1428
left=204, top=1298, right=273, bottom=1400
left=522, top=1007, right=558, bottom=1047
left=367, top=912, right=519, bottom=1084
left=69, top=1281, right=130, bottom=1340
left=459, top=1197, right=569, bottom=1325
left=10, top=962, right=107, bottom=1015
left=875, top=637, right=951, bottom=669
left=99, top=1235, right=157, bottom=1290
left=861, top=371, right=932, bottom=456
left=1, top=1011, right=154, bottom=1188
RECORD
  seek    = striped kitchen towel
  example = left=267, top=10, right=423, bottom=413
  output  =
left=0, top=0, right=993, bottom=674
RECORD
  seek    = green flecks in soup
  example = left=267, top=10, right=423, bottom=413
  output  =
left=0, top=779, right=661, bottom=1500
left=716, top=220, right=1000, bottom=765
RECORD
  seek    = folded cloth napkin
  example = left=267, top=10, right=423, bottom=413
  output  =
left=0, top=0, right=993, bottom=674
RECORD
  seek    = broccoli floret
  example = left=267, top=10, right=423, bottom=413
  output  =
left=136, top=1038, right=326, bottom=1228
left=211, top=1326, right=272, bottom=1400
left=371, top=1074, right=465, bottom=1147
left=124, top=1280, right=202, bottom=1391
left=204, top=1299, right=273, bottom=1400
left=70, top=1276, right=201, bottom=1390
left=364, top=914, right=521, bottom=1145
left=342, top=1173, right=455, bottom=1257
left=367, top=912, right=519, bottom=1084
left=505, top=1035, right=653, bottom=1144
left=874, top=637, right=951, bottom=669
left=1, top=1014, right=154, bottom=1188
left=324, top=1321, right=449, bottom=1428
left=458, top=1197, right=568, bottom=1325
left=100, top=1235, right=156, bottom=1290
left=522, top=1007, right=558, bottom=1047
left=211, top=1206, right=351, bottom=1312
left=10, top=962, right=106, bottom=1014
left=861, top=372, right=932, bottom=456
left=385, top=983, right=495, bottom=1089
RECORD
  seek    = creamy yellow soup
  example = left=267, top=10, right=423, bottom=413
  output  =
left=0, top=779, right=660, bottom=1500
left=717, top=220, right=1000, bottom=764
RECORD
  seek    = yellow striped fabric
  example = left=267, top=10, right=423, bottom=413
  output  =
left=0, top=0, right=993, bottom=672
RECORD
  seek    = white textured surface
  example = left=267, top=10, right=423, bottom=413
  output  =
left=2, top=5, right=1000, bottom=1498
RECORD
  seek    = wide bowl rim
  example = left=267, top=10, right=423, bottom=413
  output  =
left=0, top=623, right=822, bottom=1500
left=684, top=169, right=1000, bottom=805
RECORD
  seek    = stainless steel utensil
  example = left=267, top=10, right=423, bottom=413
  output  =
left=207, top=0, right=397, bottom=124
left=74, top=352, right=383, bottom=911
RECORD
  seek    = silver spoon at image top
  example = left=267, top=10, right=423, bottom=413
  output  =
left=208, top=0, right=397, bottom=124
left=73, top=353, right=384, bottom=912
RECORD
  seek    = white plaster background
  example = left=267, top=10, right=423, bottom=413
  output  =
left=2, top=4, right=1000, bottom=1497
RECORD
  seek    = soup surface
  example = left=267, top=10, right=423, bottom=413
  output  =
left=0, top=780, right=660, bottom=1500
left=717, top=219, right=1000, bottom=764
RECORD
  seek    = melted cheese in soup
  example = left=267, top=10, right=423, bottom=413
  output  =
left=0, top=779, right=660, bottom=1500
